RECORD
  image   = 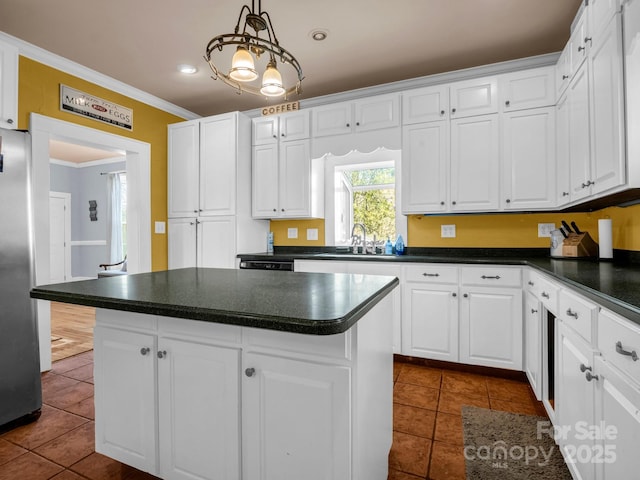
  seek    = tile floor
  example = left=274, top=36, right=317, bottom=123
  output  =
left=0, top=353, right=547, bottom=480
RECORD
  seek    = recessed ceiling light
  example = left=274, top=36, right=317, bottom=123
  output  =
left=310, top=30, right=328, bottom=41
left=177, top=64, right=197, bottom=74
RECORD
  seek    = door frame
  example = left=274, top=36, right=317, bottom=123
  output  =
left=49, top=191, right=71, bottom=282
left=30, top=113, right=151, bottom=371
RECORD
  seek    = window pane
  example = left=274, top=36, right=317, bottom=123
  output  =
left=348, top=167, right=395, bottom=187
left=353, top=187, right=395, bottom=242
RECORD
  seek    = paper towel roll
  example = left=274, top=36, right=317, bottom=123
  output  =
left=598, top=219, right=613, bottom=259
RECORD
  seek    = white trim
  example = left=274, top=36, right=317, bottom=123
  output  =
left=70, top=240, right=107, bottom=247
left=50, top=156, right=126, bottom=168
left=49, top=191, right=71, bottom=282
left=0, top=31, right=200, bottom=121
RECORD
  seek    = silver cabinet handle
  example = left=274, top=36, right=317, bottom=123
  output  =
left=585, top=371, right=599, bottom=382
left=440, top=110, right=445, bottom=115
left=346, top=123, right=350, bottom=127
left=463, top=293, right=468, bottom=298
left=245, top=367, right=256, bottom=377
left=452, top=292, right=457, bottom=297
left=481, top=275, right=501, bottom=280
left=422, top=273, right=439, bottom=277
left=528, top=281, right=534, bottom=286
left=562, top=74, right=569, bottom=80
left=506, top=199, right=511, bottom=204
left=582, top=180, right=594, bottom=188
left=6, top=118, right=13, bottom=124
left=541, top=292, right=550, bottom=299
left=157, top=350, right=167, bottom=359
left=140, top=347, right=150, bottom=356
left=562, top=191, right=570, bottom=197
left=585, top=37, right=592, bottom=46
left=193, top=210, right=198, bottom=213
left=531, top=308, right=538, bottom=314
left=440, top=201, right=445, bottom=206
left=580, top=363, right=592, bottom=372
left=578, top=45, right=586, bottom=52
left=615, top=341, right=639, bottom=361
left=505, top=100, right=510, bottom=107
left=566, top=308, right=578, bottom=319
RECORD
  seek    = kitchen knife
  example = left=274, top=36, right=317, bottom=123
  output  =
left=561, top=220, right=573, bottom=234
left=559, top=227, right=568, bottom=238
left=571, top=221, right=582, bottom=234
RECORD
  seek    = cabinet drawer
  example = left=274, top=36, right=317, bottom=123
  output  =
left=404, top=264, right=458, bottom=284
left=460, top=266, right=521, bottom=287
left=96, top=308, right=157, bottom=332
left=526, top=269, right=560, bottom=314
left=158, top=317, right=242, bottom=345
left=598, top=309, right=640, bottom=384
left=244, top=327, right=352, bottom=361
left=558, top=289, right=597, bottom=343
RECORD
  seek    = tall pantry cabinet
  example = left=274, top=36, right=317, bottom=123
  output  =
left=168, top=112, right=269, bottom=269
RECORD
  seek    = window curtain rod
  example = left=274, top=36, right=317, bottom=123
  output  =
left=100, top=170, right=126, bottom=175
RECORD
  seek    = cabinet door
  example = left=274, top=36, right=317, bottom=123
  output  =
left=279, top=139, right=311, bottom=218
left=588, top=14, right=626, bottom=195
left=450, top=114, right=500, bottom=212
left=0, top=38, right=18, bottom=129
left=402, top=85, right=449, bottom=125
left=198, top=216, right=236, bottom=268
left=556, top=44, right=571, bottom=100
left=200, top=114, right=237, bottom=216
left=524, top=292, right=542, bottom=399
left=593, top=356, right=640, bottom=480
left=502, top=107, right=556, bottom=210
left=243, top=353, right=351, bottom=480
left=279, top=111, right=310, bottom=141
left=168, top=218, right=197, bottom=269
left=568, top=63, right=592, bottom=201
left=499, top=66, right=555, bottom=112
left=252, top=144, right=279, bottom=218
left=401, top=122, right=449, bottom=213
left=158, top=338, right=240, bottom=480
left=459, top=286, right=523, bottom=370
left=556, top=323, right=596, bottom=480
left=449, top=76, right=498, bottom=118
left=354, top=94, right=400, bottom=131
left=403, top=283, right=458, bottom=361
left=569, top=10, right=588, bottom=76
left=589, top=0, right=621, bottom=38
left=312, top=102, right=353, bottom=137
left=168, top=121, right=199, bottom=218
left=556, top=93, right=572, bottom=205
left=252, top=116, right=278, bottom=145
left=94, top=326, right=158, bottom=474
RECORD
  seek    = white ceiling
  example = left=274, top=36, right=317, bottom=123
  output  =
left=0, top=0, right=582, bottom=118
left=49, top=139, right=125, bottom=163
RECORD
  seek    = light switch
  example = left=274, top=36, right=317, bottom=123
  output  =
left=441, top=225, right=456, bottom=238
left=155, top=221, right=166, bottom=234
left=287, top=228, right=298, bottom=239
left=307, top=228, right=318, bottom=241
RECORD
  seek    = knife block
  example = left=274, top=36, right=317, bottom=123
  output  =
left=562, top=232, right=599, bottom=258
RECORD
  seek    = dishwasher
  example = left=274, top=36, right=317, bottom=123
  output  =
left=238, top=259, right=294, bottom=271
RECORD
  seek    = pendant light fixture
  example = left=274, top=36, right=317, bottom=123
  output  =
left=205, top=0, right=304, bottom=98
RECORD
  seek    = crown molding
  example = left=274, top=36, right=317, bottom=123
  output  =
left=0, top=31, right=201, bottom=121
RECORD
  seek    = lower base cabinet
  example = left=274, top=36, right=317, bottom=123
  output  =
left=93, top=296, right=393, bottom=480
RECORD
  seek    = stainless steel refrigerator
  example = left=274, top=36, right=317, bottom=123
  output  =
left=0, top=127, right=42, bottom=428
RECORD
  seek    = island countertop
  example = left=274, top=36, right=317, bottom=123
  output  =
left=30, top=267, right=399, bottom=335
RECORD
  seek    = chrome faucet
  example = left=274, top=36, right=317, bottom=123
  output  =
left=350, top=223, right=367, bottom=254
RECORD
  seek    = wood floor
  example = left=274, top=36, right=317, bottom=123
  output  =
left=50, top=302, right=95, bottom=362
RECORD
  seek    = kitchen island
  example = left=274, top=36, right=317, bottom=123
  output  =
left=31, top=268, right=399, bottom=480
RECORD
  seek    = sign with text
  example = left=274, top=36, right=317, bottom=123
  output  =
left=60, top=85, right=133, bottom=131
left=261, top=101, right=300, bottom=116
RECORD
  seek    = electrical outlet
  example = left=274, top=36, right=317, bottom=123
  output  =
left=154, top=221, right=166, bottom=234
left=307, top=228, right=318, bottom=241
left=441, top=224, right=456, bottom=238
left=538, top=223, right=556, bottom=238
left=287, top=228, right=298, bottom=239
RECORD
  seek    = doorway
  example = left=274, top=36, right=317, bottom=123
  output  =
left=30, top=113, right=151, bottom=371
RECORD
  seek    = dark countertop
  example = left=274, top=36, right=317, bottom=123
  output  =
left=30, top=268, right=399, bottom=335
left=238, top=248, right=640, bottom=326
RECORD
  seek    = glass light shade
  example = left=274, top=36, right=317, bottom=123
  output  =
left=260, top=62, right=285, bottom=96
left=229, top=47, right=258, bottom=82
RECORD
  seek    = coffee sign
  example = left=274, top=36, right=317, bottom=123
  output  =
left=60, top=85, right=133, bottom=131
left=261, top=101, right=300, bottom=116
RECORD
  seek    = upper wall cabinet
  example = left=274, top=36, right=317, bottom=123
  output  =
left=589, top=0, right=621, bottom=38
left=253, top=111, right=310, bottom=145
left=499, top=66, right=556, bottom=112
left=449, top=76, right=498, bottom=118
left=168, top=120, right=199, bottom=218
left=569, top=8, right=589, bottom=77
left=402, top=85, right=449, bottom=125
left=311, top=94, right=399, bottom=137
left=0, top=38, right=18, bottom=129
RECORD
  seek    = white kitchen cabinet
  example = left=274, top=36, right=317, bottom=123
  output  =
left=589, top=0, right=621, bottom=39
left=556, top=92, right=572, bottom=206
left=524, top=291, right=542, bottom=400
left=294, top=259, right=349, bottom=273
left=0, top=38, right=18, bottom=129
left=401, top=121, right=449, bottom=213
left=402, top=84, right=449, bottom=125
left=593, top=356, right=640, bottom=479
left=449, top=76, right=498, bottom=118
left=168, top=120, right=199, bottom=218
left=242, top=352, right=351, bottom=480
left=568, top=62, right=592, bottom=202
left=252, top=110, right=310, bottom=145
left=501, top=106, right=556, bottom=210
left=450, top=114, right=500, bottom=212
left=499, top=66, right=555, bottom=112
left=569, top=8, right=589, bottom=77
left=311, top=94, right=399, bottom=137
left=556, top=321, right=596, bottom=480
left=403, top=265, right=459, bottom=362
left=158, top=337, right=241, bottom=480
left=169, top=216, right=240, bottom=269
left=168, top=218, right=197, bottom=268
left=556, top=44, right=571, bottom=101
left=94, top=325, right=158, bottom=474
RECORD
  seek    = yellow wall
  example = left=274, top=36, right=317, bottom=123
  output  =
left=273, top=205, right=640, bottom=250
left=269, top=219, right=325, bottom=247
left=18, top=57, right=186, bottom=270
